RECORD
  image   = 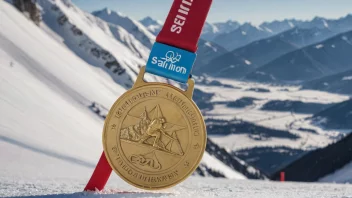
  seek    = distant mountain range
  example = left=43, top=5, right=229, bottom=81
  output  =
left=194, top=26, right=344, bottom=78
left=205, top=14, right=352, bottom=51
left=201, top=20, right=241, bottom=41
left=246, top=30, right=352, bottom=83
left=213, top=23, right=274, bottom=51
left=138, top=14, right=352, bottom=86
left=139, top=14, right=352, bottom=51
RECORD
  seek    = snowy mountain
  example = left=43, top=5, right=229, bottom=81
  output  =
left=196, top=27, right=336, bottom=78
left=258, top=14, right=352, bottom=35
left=192, top=39, right=228, bottom=73
left=201, top=138, right=266, bottom=179
left=107, top=22, right=151, bottom=60
left=299, top=14, right=352, bottom=33
left=95, top=14, right=228, bottom=75
left=302, top=69, right=352, bottom=95
left=201, top=20, right=241, bottom=41
left=139, top=16, right=163, bottom=35
left=246, top=30, right=352, bottom=83
left=259, top=19, right=300, bottom=33
left=36, top=0, right=153, bottom=88
left=92, top=8, right=155, bottom=49
left=205, top=14, right=352, bottom=51
left=213, top=23, right=273, bottom=51
left=201, top=22, right=220, bottom=41
left=271, top=132, right=352, bottom=183
left=214, top=20, right=241, bottom=34
left=0, top=0, right=126, bottom=185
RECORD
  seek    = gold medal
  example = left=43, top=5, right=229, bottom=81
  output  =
left=103, top=67, right=206, bottom=190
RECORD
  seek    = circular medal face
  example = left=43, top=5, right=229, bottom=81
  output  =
left=103, top=83, right=206, bottom=190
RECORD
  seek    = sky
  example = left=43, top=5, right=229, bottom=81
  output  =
left=72, top=0, right=352, bottom=24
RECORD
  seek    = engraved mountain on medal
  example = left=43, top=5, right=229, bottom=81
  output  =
left=120, top=105, right=186, bottom=156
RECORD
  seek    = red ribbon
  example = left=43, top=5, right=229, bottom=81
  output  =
left=84, top=0, right=212, bottom=191
left=157, top=0, right=213, bottom=52
left=84, top=152, right=112, bottom=191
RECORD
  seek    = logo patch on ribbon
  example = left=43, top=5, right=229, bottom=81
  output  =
left=146, top=42, right=196, bottom=83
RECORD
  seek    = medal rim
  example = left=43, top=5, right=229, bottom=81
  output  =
left=102, top=81, right=206, bottom=190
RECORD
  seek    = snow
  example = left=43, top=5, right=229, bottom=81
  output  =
left=201, top=152, right=247, bottom=179
left=342, top=76, right=352, bottom=81
left=244, top=60, right=252, bottom=65
left=196, top=78, right=348, bottom=151
left=37, top=0, right=147, bottom=83
left=263, top=27, right=273, bottom=33
left=320, top=161, right=352, bottom=183
left=2, top=175, right=352, bottom=197
left=204, top=41, right=218, bottom=52
left=315, top=44, right=324, bottom=49
left=288, top=21, right=294, bottom=28
left=241, top=31, right=247, bottom=35
left=92, top=8, right=155, bottom=49
left=197, top=78, right=348, bottom=104
left=0, top=1, right=125, bottom=170
left=0, top=1, right=124, bottom=108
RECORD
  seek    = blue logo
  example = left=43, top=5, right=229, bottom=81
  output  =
left=146, top=42, right=196, bottom=83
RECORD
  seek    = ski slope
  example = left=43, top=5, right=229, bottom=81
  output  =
left=2, top=173, right=352, bottom=197
left=0, top=0, right=125, bottom=166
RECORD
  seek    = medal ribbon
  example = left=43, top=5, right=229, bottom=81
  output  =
left=84, top=0, right=212, bottom=191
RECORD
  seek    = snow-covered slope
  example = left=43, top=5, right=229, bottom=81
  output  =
left=320, top=161, right=352, bottom=183
left=3, top=176, right=352, bottom=198
left=37, top=0, right=152, bottom=88
left=92, top=8, right=155, bottom=49
left=140, top=16, right=163, bottom=35
left=0, top=0, right=125, bottom=175
left=197, top=152, right=247, bottom=179
left=107, top=24, right=150, bottom=60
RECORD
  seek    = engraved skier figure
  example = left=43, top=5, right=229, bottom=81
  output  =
left=139, top=117, right=167, bottom=148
